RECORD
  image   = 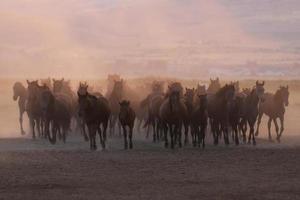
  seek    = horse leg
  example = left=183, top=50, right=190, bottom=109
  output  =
left=19, top=111, right=26, bottom=135
left=129, top=126, right=133, bottom=149
left=201, top=124, right=206, bottom=149
left=163, top=124, right=168, bottom=148
left=36, top=118, right=41, bottom=138
left=152, top=120, right=156, bottom=142
left=30, top=118, right=36, bottom=139
left=178, top=123, right=182, bottom=148
left=169, top=125, right=174, bottom=149
left=278, top=116, right=284, bottom=142
left=250, top=124, right=256, bottom=145
left=255, top=112, right=263, bottom=136
left=234, top=125, right=239, bottom=145
left=268, top=117, right=273, bottom=141
left=184, top=122, right=189, bottom=145
left=123, top=126, right=128, bottom=149
left=82, top=120, right=89, bottom=142
left=273, top=118, right=280, bottom=143
left=98, top=126, right=105, bottom=149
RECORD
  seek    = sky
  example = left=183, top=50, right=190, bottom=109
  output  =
left=0, top=0, right=300, bottom=78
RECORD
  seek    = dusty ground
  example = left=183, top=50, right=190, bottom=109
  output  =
left=0, top=136, right=299, bottom=200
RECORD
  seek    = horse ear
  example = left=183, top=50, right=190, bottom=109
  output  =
left=26, top=80, right=30, bottom=85
left=61, top=78, right=64, bottom=82
left=262, top=81, right=265, bottom=86
left=256, top=80, right=259, bottom=85
left=286, top=85, right=289, bottom=89
left=52, top=78, right=56, bottom=82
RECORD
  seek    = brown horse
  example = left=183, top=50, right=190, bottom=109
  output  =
left=159, top=90, right=188, bottom=149
left=40, top=89, right=72, bottom=144
left=256, top=86, right=289, bottom=142
left=119, top=100, right=136, bottom=149
left=13, top=82, right=27, bottom=135
left=140, top=81, right=165, bottom=141
left=26, top=80, right=49, bottom=139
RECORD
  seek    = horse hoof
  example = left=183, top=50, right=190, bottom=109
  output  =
left=253, top=141, right=256, bottom=146
left=255, top=132, right=259, bottom=136
left=21, top=131, right=26, bottom=135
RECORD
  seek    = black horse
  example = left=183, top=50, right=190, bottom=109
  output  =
left=119, top=100, right=136, bottom=149
left=78, top=85, right=111, bottom=150
left=208, top=84, right=235, bottom=145
left=191, top=94, right=208, bottom=148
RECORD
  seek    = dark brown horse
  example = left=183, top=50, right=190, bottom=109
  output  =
left=208, top=84, right=235, bottom=145
left=78, top=84, right=111, bottom=150
left=159, top=90, right=188, bottom=149
left=108, top=80, right=124, bottom=135
left=242, top=81, right=265, bottom=145
left=183, top=87, right=195, bottom=145
left=119, top=100, right=136, bottom=149
left=26, top=80, right=48, bottom=139
left=256, top=85, right=289, bottom=142
left=191, top=94, right=208, bottom=148
left=13, top=82, right=27, bottom=135
left=40, top=89, right=72, bottom=144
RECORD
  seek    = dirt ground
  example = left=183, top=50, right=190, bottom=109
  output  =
left=0, top=137, right=299, bottom=200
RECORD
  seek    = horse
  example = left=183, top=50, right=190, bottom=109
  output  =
left=26, top=80, right=49, bottom=139
left=191, top=94, right=208, bottom=148
left=207, top=78, right=221, bottom=95
left=256, top=85, right=289, bottom=142
left=140, top=81, right=165, bottom=140
left=78, top=84, right=111, bottom=150
left=207, top=84, right=235, bottom=145
left=108, top=79, right=124, bottom=135
left=159, top=90, right=188, bottom=149
left=40, top=78, right=52, bottom=91
left=183, top=87, right=195, bottom=145
left=40, top=89, right=72, bottom=144
left=228, top=95, right=244, bottom=145
left=119, top=100, right=136, bottom=149
left=242, top=81, right=265, bottom=145
left=13, top=82, right=27, bottom=135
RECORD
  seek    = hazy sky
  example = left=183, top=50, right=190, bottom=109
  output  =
left=1, top=0, right=300, bottom=78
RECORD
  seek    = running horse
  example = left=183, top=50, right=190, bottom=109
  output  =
left=13, top=82, right=27, bottom=135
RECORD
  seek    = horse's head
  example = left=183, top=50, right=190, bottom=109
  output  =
left=27, top=80, right=39, bottom=101
left=255, top=80, right=265, bottom=100
left=119, top=100, right=130, bottom=117
left=77, top=90, right=91, bottom=118
left=13, top=82, right=23, bottom=101
left=169, top=91, right=180, bottom=110
left=279, top=86, right=289, bottom=106
left=78, top=82, right=88, bottom=96
left=52, top=78, right=64, bottom=93
left=208, top=77, right=221, bottom=94
left=184, top=87, right=195, bottom=102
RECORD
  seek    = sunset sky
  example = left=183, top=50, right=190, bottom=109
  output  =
left=1, top=0, right=300, bottom=78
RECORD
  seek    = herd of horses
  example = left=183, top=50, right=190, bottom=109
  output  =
left=12, top=76, right=290, bottom=150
